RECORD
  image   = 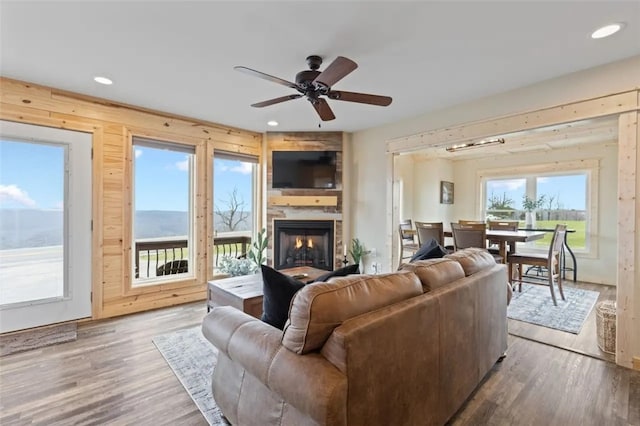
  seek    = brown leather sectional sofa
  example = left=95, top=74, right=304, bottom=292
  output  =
left=202, top=248, right=509, bottom=426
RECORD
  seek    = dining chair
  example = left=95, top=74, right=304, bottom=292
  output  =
left=414, top=221, right=445, bottom=246
left=507, top=224, right=567, bottom=306
left=487, top=220, right=519, bottom=254
left=156, top=259, right=189, bottom=276
left=399, top=219, right=417, bottom=245
left=451, top=222, right=502, bottom=263
left=399, top=218, right=412, bottom=231
left=458, top=220, right=486, bottom=225
left=398, top=222, right=419, bottom=268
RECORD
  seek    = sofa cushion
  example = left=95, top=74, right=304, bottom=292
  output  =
left=308, top=263, right=360, bottom=283
left=409, top=238, right=448, bottom=263
left=444, top=248, right=496, bottom=276
left=399, top=258, right=465, bottom=292
left=282, top=271, right=423, bottom=354
left=260, top=265, right=306, bottom=330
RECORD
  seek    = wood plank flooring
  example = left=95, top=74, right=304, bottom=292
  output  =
left=1, top=300, right=638, bottom=425
left=508, top=281, right=616, bottom=363
left=0, top=303, right=207, bottom=425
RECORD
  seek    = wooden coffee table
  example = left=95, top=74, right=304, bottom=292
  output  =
left=207, top=266, right=327, bottom=318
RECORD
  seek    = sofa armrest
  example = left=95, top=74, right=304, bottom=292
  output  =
left=202, top=306, right=347, bottom=425
left=203, top=306, right=282, bottom=382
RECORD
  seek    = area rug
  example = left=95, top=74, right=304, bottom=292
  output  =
left=507, top=283, right=599, bottom=334
left=152, top=327, right=228, bottom=425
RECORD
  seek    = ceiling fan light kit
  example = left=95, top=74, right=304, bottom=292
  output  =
left=234, top=55, right=392, bottom=121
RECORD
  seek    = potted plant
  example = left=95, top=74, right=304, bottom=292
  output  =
left=248, top=228, right=268, bottom=266
left=522, top=195, right=546, bottom=229
left=219, top=228, right=268, bottom=276
left=218, top=256, right=258, bottom=277
left=349, top=238, right=371, bottom=273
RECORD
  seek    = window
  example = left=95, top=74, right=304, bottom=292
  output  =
left=212, top=152, right=258, bottom=273
left=132, top=137, right=195, bottom=285
left=481, top=162, right=595, bottom=253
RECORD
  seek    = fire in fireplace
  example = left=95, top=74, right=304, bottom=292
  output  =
left=273, top=220, right=335, bottom=271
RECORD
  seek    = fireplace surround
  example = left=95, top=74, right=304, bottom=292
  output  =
left=273, top=220, right=335, bottom=271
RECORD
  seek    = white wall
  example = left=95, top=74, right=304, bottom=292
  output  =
left=411, top=156, right=455, bottom=224
left=350, top=55, right=640, bottom=274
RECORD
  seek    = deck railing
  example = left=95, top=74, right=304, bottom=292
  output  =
left=134, top=233, right=252, bottom=278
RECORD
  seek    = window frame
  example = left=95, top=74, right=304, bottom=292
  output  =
left=478, top=159, right=599, bottom=257
left=124, top=130, right=206, bottom=293
left=210, top=150, right=260, bottom=277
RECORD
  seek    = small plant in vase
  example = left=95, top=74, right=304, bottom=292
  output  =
left=522, top=195, right=546, bottom=229
left=219, top=228, right=269, bottom=276
left=349, top=238, right=371, bottom=273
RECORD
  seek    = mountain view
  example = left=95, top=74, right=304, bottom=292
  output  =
left=0, top=209, right=252, bottom=249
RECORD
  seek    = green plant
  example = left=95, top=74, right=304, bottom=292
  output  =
left=349, top=238, right=370, bottom=265
left=248, top=228, right=268, bottom=266
left=522, top=195, right=546, bottom=212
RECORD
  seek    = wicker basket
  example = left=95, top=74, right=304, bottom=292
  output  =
left=596, top=300, right=616, bottom=354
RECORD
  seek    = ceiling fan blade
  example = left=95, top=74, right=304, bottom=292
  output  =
left=251, top=94, right=302, bottom=108
left=312, top=98, right=336, bottom=121
left=328, top=90, right=392, bottom=106
left=312, top=56, right=357, bottom=88
left=234, top=66, right=298, bottom=89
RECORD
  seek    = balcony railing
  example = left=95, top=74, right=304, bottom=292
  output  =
left=134, top=233, right=252, bottom=279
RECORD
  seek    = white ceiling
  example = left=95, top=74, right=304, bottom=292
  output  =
left=1, top=1, right=639, bottom=133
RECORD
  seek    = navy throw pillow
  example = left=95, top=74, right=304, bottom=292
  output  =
left=410, top=238, right=447, bottom=263
left=260, top=265, right=306, bottom=330
left=309, top=263, right=360, bottom=283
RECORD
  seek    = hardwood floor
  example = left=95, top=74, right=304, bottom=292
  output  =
left=0, top=303, right=208, bottom=425
left=1, top=300, right=638, bottom=425
left=450, top=335, right=640, bottom=425
left=508, top=280, right=616, bottom=363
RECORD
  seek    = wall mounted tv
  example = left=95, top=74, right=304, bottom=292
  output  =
left=272, top=150, right=338, bottom=189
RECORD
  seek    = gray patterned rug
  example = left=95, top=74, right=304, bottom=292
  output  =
left=152, top=327, right=228, bottom=425
left=508, top=284, right=599, bottom=334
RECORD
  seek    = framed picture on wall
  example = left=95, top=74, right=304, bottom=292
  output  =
left=440, top=181, right=454, bottom=204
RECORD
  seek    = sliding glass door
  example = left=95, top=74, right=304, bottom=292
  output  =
left=0, top=121, right=92, bottom=332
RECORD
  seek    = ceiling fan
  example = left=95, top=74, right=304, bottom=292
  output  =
left=234, top=55, right=392, bottom=121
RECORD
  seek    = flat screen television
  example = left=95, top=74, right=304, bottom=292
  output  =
left=272, top=150, right=337, bottom=189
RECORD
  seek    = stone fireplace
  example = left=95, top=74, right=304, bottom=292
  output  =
left=273, top=220, right=335, bottom=271
left=266, top=131, right=345, bottom=271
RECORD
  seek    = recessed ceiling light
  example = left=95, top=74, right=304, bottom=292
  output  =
left=267, top=120, right=279, bottom=127
left=94, top=76, right=113, bottom=85
left=591, top=23, right=624, bottom=39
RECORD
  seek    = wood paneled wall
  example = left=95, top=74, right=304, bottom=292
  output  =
left=0, top=77, right=262, bottom=319
left=266, top=132, right=345, bottom=269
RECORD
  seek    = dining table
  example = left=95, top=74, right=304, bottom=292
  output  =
left=442, top=229, right=547, bottom=263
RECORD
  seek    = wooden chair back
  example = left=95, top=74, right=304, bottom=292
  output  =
left=398, top=224, right=419, bottom=268
left=414, top=221, right=445, bottom=246
left=549, top=224, right=567, bottom=261
left=451, top=222, right=487, bottom=250
left=399, top=219, right=414, bottom=242
left=487, top=220, right=519, bottom=248
left=487, top=220, right=519, bottom=231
